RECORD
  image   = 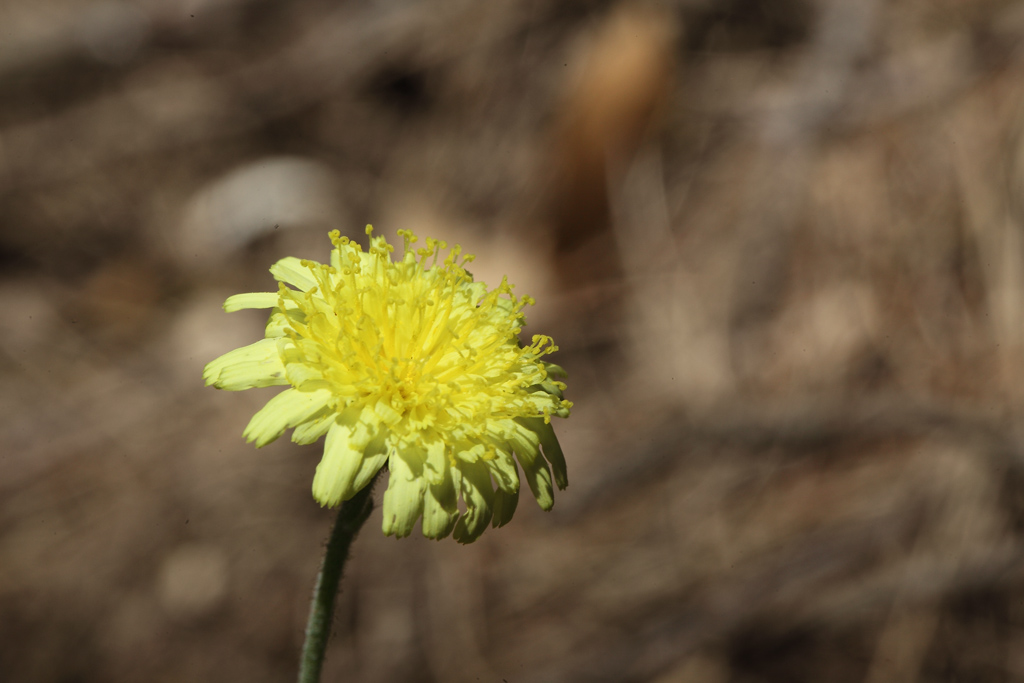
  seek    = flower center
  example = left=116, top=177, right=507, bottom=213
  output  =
left=276, top=227, right=565, bottom=437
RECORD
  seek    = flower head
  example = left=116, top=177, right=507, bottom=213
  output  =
left=204, top=226, right=571, bottom=542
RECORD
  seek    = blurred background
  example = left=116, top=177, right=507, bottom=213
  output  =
left=5, top=0, right=1024, bottom=681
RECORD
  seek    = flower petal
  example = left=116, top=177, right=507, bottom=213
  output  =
left=373, top=398, right=403, bottom=427
left=312, top=422, right=382, bottom=507
left=270, top=256, right=317, bottom=291
left=265, top=306, right=305, bottom=338
left=541, top=431, right=568, bottom=491
left=544, top=362, right=568, bottom=379
left=291, top=413, right=334, bottom=444
left=453, top=465, right=494, bottom=544
left=421, top=468, right=458, bottom=540
left=382, top=452, right=426, bottom=538
left=352, top=446, right=390, bottom=495
left=223, top=292, right=278, bottom=312
left=485, top=449, right=520, bottom=494
left=522, top=418, right=568, bottom=490
left=243, top=388, right=333, bottom=447
left=284, top=362, right=327, bottom=389
left=509, top=421, right=554, bottom=510
left=203, top=338, right=286, bottom=390
left=520, top=451, right=554, bottom=511
left=506, top=420, right=541, bottom=463
left=422, top=436, right=447, bottom=485
left=491, top=486, right=519, bottom=529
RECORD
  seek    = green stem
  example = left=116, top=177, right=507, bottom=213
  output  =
left=298, top=474, right=380, bottom=683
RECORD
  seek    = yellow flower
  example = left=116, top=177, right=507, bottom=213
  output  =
left=204, top=227, right=571, bottom=543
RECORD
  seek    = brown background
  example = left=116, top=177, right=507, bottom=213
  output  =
left=5, top=0, right=1024, bottom=681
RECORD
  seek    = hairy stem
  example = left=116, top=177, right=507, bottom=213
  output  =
left=298, top=474, right=379, bottom=683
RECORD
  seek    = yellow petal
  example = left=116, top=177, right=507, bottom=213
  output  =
left=422, top=468, right=458, bottom=539
left=520, top=417, right=568, bottom=490
left=223, top=292, right=278, bottom=312
left=352, top=447, right=389, bottom=495
left=484, top=449, right=520, bottom=494
left=382, top=452, right=426, bottom=538
left=312, top=423, right=379, bottom=507
left=491, top=486, right=519, bottom=529
left=453, top=465, right=494, bottom=544
left=203, top=338, right=286, bottom=390
left=243, top=388, right=333, bottom=447
left=291, top=414, right=334, bottom=445
left=520, top=453, right=554, bottom=511
left=270, top=256, right=317, bottom=291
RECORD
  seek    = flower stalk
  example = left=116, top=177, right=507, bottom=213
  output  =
left=298, top=472, right=380, bottom=683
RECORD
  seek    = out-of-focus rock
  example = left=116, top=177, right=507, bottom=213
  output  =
left=157, top=543, right=229, bottom=621
left=177, top=157, right=346, bottom=268
left=76, top=2, right=150, bottom=66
